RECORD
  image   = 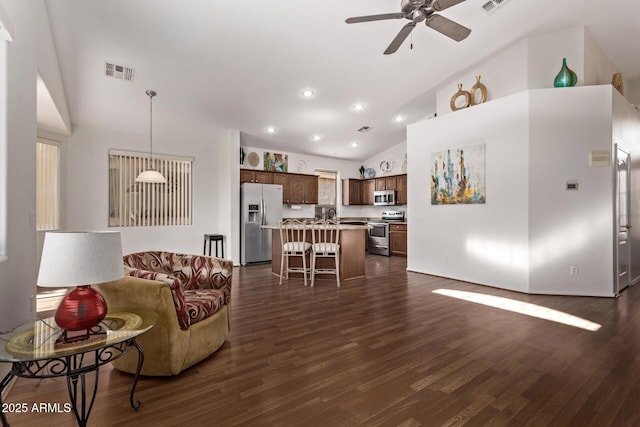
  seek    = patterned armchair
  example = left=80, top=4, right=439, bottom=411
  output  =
left=96, top=251, right=233, bottom=376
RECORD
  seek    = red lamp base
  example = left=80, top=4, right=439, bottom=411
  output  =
left=55, top=285, right=108, bottom=342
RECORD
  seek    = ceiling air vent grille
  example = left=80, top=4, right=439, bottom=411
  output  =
left=481, top=0, right=509, bottom=14
left=357, top=126, right=372, bottom=133
left=105, top=61, right=135, bottom=82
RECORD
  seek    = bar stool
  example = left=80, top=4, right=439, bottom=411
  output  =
left=279, top=219, right=312, bottom=286
left=203, top=234, right=224, bottom=258
left=311, top=219, right=340, bottom=287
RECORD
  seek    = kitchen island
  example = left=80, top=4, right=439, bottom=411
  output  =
left=262, top=223, right=370, bottom=282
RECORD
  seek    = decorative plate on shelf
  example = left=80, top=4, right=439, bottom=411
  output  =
left=364, top=168, right=376, bottom=179
left=380, top=160, right=392, bottom=173
left=247, top=152, right=260, bottom=167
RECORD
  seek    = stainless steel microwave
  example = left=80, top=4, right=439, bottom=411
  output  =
left=374, top=190, right=396, bottom=206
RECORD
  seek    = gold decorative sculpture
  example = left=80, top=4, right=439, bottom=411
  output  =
left=612, top=73, right=624, bottom=95
left=470, top=75, right=488, bottom=106
left=450, top=84, right=470, bottom=111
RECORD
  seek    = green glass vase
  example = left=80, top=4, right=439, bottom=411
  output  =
left=554, top=58, right=577, bottom=87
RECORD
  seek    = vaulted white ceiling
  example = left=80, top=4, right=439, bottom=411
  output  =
left=45, top=0, right=640, bottom=161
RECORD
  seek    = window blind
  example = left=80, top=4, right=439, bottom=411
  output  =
left=108, top=150, right=193, bottom=227
left=36, top=141, right=60, bottom=231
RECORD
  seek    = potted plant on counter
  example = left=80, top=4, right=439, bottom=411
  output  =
left=359, top=165, right=365, bottom=179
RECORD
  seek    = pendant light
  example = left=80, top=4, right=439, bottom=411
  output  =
left=136, top=89, right=166, bottom=184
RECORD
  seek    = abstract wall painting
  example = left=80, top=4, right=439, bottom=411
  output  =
left=263, top=152, right=288, bottom=173
left=431, top=143, right=486, bottom=205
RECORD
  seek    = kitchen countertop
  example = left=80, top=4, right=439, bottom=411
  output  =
left=262, top=223, right=371, bottom=230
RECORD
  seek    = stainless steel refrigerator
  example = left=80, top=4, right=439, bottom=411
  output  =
left=240, top=183, right=283, bottom=265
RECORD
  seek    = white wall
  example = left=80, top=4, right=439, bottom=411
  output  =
left=528, top=86, right=615, bottom=296
left=408, top=85, right=640, bottom=297
left=0, top=0, right=42, bottom=382
left=627, top=76, right=640, bottom=105
left=36, top=1, right=70, bottom=135
left=583, top=29, right=622, bottom=88
left=63, top=125, right=229, bottom=256
left=435, top=27, right=627, bottom=118
left=407, top=92, right=531, bottom=293
left=222, top=130, right=240, bottom=264
left=436, top=38, right=529, bottom=117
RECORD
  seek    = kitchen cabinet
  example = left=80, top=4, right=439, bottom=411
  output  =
left=303, top=175, right=318, bottom=204
left=363, top=179, right=375, bottom=205
left=375, top=176, right=397, bottom=191
left=242, top=171, right=318, bottom=204
left=342, top=179, right=363, bottom=205
left=286, top=174, right=318, bottom=204
left=272, top=173, right=289, bottom=202
left=240, top=169, right=273, bottom=184
left=390, top=223, right=407, bottom=256
left=396, top=174, right=407, bottom=205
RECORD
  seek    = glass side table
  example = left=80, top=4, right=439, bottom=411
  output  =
left=0, top=310, right=158, bottom=427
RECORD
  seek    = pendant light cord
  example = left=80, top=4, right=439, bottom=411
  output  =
left=146, top=89, right=156, bottom=169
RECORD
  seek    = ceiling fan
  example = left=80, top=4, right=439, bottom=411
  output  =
left=346, top=0, right=471, bottom=55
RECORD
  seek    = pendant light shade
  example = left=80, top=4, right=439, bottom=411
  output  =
left=136, top=89, right=166, bottom=184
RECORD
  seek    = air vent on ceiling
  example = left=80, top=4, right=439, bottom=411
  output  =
left=481, top=0, right=509, bottom=14
left=105, top=61, right=135, bottom=82
left=357, top=126, right=372, bottom=133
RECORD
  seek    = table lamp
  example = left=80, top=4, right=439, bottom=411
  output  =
left=37, top=231, right=124, bottom=343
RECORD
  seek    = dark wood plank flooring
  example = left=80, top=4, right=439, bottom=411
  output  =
left=5, top=255, right=640, bottom=426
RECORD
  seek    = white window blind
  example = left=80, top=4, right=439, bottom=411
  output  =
left=36, top=140, right=60, bottom=231
left=108, top=149, right=193, bottom=227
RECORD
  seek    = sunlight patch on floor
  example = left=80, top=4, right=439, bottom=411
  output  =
left=433, top=289, right=601, bottom=331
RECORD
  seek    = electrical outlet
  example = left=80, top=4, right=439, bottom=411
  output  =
left=570, top=265, right=579, bottom=275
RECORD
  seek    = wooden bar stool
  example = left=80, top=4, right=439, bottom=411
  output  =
left=311, top=219, right=340, bottom=287
left=279, top=219, right=312, bottom=286
left=203, top=234, right=224, bottom=258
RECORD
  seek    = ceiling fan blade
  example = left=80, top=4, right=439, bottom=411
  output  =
left=432, top=0, right=467, bottom=12
left=384, top=22, right=417, bottom=55
left=345, top=13, right=406, bottom=24
left=425, top=14, right=471, bottom=42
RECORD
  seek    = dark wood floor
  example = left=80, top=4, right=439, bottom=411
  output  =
left=5, top=255, right=640, bottom=426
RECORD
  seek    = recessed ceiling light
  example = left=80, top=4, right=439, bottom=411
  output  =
left=353, top=102, right=366, bottom=111
left=301, top=88, right=315, bottom=98
left=265, top=126, right=278, bottom=134
left=310, top=134, right=323, bottom=142
left=351, top=141, right=359, bottom=148
left=393, top=115, right=405, bottom=123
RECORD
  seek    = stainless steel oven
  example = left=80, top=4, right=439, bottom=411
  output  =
left=367, top=211, right=405, bottom=257
left=367, top=222, right=390, bottom=256
left=374, top=190, right=396, bottom=206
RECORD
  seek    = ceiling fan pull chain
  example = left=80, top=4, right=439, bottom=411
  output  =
left=410, top=32, right=413, bottom=50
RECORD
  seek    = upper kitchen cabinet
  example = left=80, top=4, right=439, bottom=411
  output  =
left=273, top=173, right=288, bottom=202
left=363, top=179, right=375, bottom=205
left=240, top=169, right=273, bottom=184
left=342, top=179, right=363, bottom=205
left=283, top=173, right=318, bottom=204
left=396, top=174, right=407, bottom=205
left=375, top=176, right=397, bottom=191
left=242, top=171, right=318, bottom=204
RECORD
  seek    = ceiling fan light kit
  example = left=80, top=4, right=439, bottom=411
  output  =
left=345, top=0, right=471, bottom=55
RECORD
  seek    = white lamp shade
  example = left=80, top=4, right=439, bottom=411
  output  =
left=37, top=231, right=124, bottom=288
left=135, top=169, right=166, bottom=184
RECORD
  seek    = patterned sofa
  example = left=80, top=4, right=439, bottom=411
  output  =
left=96, top=251, right=233, bottom=376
